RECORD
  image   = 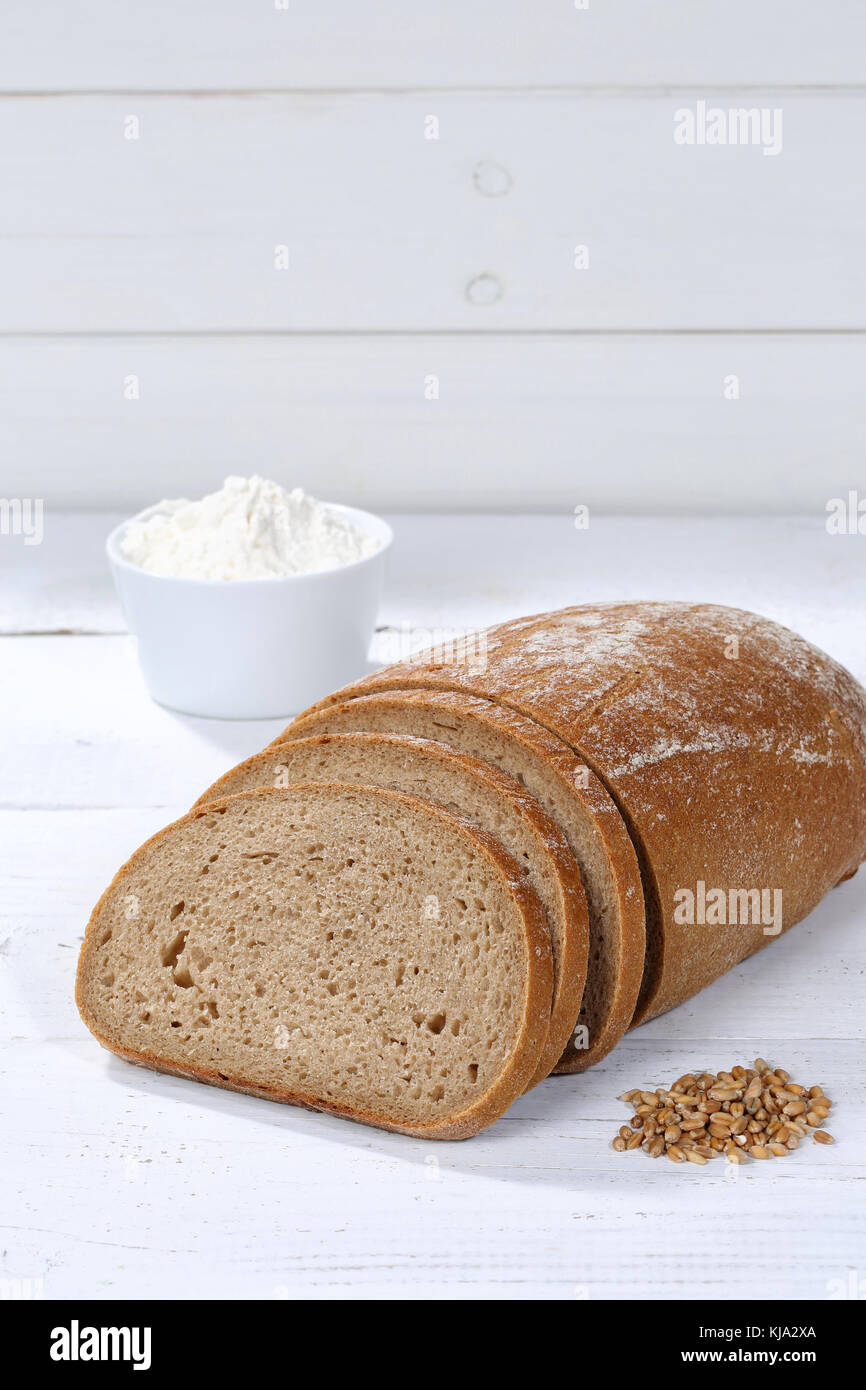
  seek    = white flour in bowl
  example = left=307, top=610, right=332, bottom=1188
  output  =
left=120, top=476, right=381, bottom=581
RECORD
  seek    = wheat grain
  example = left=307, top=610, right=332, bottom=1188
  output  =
left=611, top=1061, right=836, bottom=1168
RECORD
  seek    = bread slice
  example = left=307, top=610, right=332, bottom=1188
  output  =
left=76, top=784, right=553, bottom=1140
left=289, top=602, right=866, bottom=1025
left=194, top=732, right=588, bottom=1086
left=270, top=690, right=644, bottom=1072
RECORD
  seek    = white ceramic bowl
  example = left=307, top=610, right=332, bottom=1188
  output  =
left=107, top=504, right=392, bottom=719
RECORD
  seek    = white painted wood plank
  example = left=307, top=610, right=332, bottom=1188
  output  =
left=0, top=514, right=125, bottom=634
left=0, top=637, right=289, bottom=808
left=8, top=512, right=866, bottom=641
left=2, top=2, right=865, bottom=91
left=1, top=336, right=864, bottom=512
left=2, top=810, right=864, bottom=1299
left=1, top=94, right=863, bottom=331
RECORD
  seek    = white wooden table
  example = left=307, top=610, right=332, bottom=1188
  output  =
left=2, top=512, right=865, bottom=1301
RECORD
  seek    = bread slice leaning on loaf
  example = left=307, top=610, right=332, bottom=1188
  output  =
left=76, top=784, right=553, bottom=1140
left=194, top=731, right=588, bottom=1086
left=290, top=602, right=866, bottom=1025
left=270, top=689, right=645, bottom=1072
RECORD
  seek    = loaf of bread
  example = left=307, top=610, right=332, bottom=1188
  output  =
left=76, top=784, right=553, bottom=1140
left=290, top=602, right=866, bottom=1025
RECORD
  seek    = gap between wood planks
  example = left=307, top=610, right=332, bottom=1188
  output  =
left=0, top=624, right=400, bottom=637
left=3, top=328, right=866, bottom=339
left=4, top=84, right=866, bottom=97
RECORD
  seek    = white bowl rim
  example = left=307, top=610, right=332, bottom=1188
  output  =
left=106, top=500, right=393, bottom=587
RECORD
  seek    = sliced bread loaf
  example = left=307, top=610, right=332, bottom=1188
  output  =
left=194, top=731, right=588, bottom=1086
left=76, top=784, right=553, bottom=1140
left=271, top=690, right=644, bottom=1072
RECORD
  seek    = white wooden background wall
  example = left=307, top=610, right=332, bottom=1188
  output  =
left=1, top=2, right=864, bottom=512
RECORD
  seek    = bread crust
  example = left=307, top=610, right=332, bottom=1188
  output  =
left=286, top=602, right=866, bottom=1025
left=275, top=691, right=645, bottom=1072
left=194, top=730, right=589, bottom=1086
left=76, top=784, right=554, bottom=1140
